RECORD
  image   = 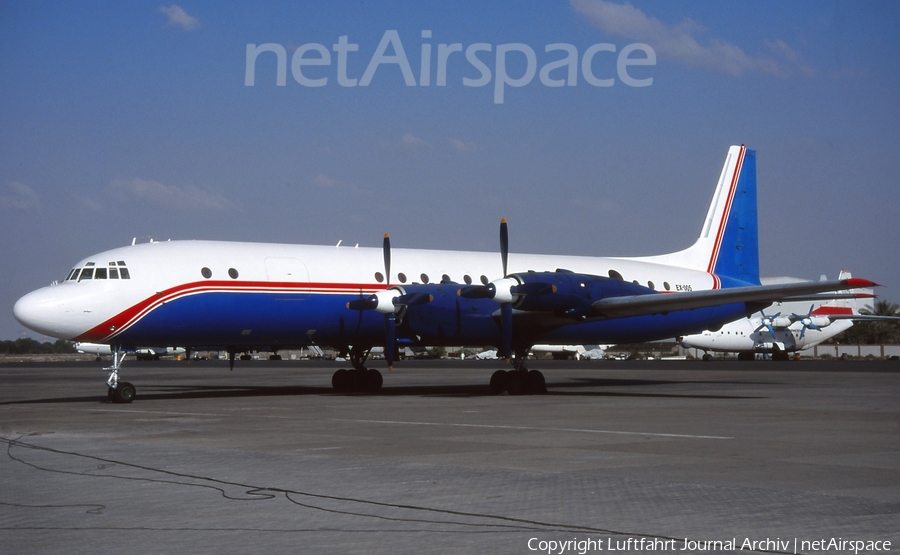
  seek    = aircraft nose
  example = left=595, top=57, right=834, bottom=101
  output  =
left=14, top=287, right=70, bottom=338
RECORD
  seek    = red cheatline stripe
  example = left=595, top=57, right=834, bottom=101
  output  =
left=75, top=280, right=387, bottom=343
left=706, top=146, right=746, bottom=278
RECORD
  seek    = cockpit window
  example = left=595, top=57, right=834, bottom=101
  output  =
left=68, top=261, right=129, bottom=282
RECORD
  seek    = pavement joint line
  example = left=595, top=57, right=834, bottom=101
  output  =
left=75, top=408, right=226, bottom=417
left=73, top=408, right=306, bottom=420
left=331, top=419, right=734, bottom=439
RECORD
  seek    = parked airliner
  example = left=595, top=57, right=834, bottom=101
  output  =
left=75, top=342, right=185, bottom=361
left=14, top=146, right=876, bottom=402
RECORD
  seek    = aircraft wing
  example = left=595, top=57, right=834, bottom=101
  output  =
left=824, top=314, right=900, bottom=321
left=590, top=278, right=877, bottom=319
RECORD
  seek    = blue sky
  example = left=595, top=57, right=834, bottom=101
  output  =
left=2, top=1, right=899, bottom=340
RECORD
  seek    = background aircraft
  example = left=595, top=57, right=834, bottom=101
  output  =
left=530, top=344, right=611, bottom=360
left=75, top=342, right=185, bottom=362
left=14, top=146, right=877, bottom=402
left=679, top=271, right=895, bottom=360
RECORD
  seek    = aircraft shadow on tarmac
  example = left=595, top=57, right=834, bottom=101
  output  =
left=1, top=376, right=765, bottom=405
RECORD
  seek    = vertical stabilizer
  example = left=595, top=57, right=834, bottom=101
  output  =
left=641, top=145, right=760, bottom=287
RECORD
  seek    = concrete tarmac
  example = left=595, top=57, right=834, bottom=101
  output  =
left=1, top=359, right=898, bottom=554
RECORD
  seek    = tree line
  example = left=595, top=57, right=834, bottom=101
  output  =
left=834, top=300, right=900, bottom=345
left=1, top=338, right=76, bottom=355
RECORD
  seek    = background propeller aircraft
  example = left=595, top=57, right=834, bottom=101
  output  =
left=680, top=272, right=897, bottom=360
left=14, top=146, right=877, bottom=402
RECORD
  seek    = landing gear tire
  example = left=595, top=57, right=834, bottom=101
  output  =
left=738, top=352, right=755, bottom=361
left=702, top=353, right=712, bottom=361
left=506, top=371, right=525, bottom=395
left=332, top=369, right=350, bottom=392
left=365, top=369, right=383, bottom=391
left=526, top=370, right=547, bottom=394
left=111, top=382, right=136, bottom=403
left=331, top=368, right=383, bottom=393
left=489, top=370, right=509, bottom=395
left=490, top=369, right=546, bottom=395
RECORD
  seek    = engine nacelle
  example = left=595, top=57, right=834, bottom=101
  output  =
left=769, top=316, right=793, bottom=329
left=509, top=271, right=656, bottom=315
left=803, top=316, right=832, bottom=329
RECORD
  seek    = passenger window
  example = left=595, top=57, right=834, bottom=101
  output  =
left=79, top=268, right=94, bottom=281
left=608, top=270, right=623, bottom=281
left=201, top=267, right=212, bottom=279
left=397, top=272, right=407, bottom=284
left=120, top=268, right=130, bottom=279
left=375, top=272, right=384, bottom=283
left=648, top=281, right=655, bottom=290
left=109, top=268, right=119, bottom=279
left=480, top=275, right=489, bottom=285
left=464, top=275, right=472, bottom=285
left=442, top=274, right=451, bottom=283
left=228, top=268, right=238, bottom=279
left=94, top=268, right=108, bottom=279
left=420, top=273, right=429, bottom=284
left=664, top=282, right=671, bottom=291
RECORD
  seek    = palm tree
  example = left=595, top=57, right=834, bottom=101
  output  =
left=839, top=300, right=900, bottom=344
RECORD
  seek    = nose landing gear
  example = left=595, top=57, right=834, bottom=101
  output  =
left=105, top=349, right=136, bottom=403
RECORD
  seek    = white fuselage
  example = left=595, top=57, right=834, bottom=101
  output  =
left=15, top=239, right=718, bottom=344
left=680, top=314, right=852, bottom=353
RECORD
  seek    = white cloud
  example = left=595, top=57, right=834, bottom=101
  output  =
left=401, top=133, right=432, bottom=148
left=0, top=182, right=41, bottom=211
left=381, top=133, right=433, bottom=153
left=312, top=174, right=341, bottom=189
left=448, top=138, right=477, bottom=153
left=160, top=4, right=199, bottom=31
left=110, top=178, right=238, bottom=211
left=81, top=198, right=104, bottom=213
left=570, top=0, right=810, bottom=77
left=311, top=174, right=367, bottom=196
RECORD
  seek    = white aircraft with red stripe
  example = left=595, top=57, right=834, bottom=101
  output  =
left=680, top=272, right=892, bottom=360
left=13, top=146, right=877, bottom=402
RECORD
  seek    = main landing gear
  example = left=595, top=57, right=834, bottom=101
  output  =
left=331, top=347, right=383, bottom=393
left=489, top=348, right=547, bottom=395
left=105, top=350, right=136, bottom=403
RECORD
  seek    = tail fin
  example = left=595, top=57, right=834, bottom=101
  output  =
left=813, top=270, right=876, bottom=316
left=642, top=145, right=760, bottom=287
